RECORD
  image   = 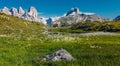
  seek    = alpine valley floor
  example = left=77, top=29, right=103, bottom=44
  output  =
left=0, top=32, right=120, bottom=66
left=0, top=12, right=120, bottom=66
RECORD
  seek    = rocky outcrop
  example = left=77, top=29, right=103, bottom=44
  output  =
left=1, top=7, right=11, bottom=15
left=46, top=17, right=60, bottom=24
left=41, top=48, right=75, bottom=62
left=46, top=18, right=53, bottom=24
left=66, top=7, right=80, bottom=16
left=40, top=18, right=47, bottom=24
left=22, top=6, right=43, bottom=23
left=79, top=14, right=105, bottom=22
left=64, top=8, right=106, bottom=23
left=114, top=16, right=120, bottom=21
left=0, top=6, right=46, bottom=24
left=28, top=6, right=38, bottom=18
left=51, top=7, right=108, bottom=27
left=18, top=7, right=25, bottom=17
left=10, top=7, right=19, bottom=16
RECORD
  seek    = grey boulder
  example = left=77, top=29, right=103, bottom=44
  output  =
left=41, top=48, right=75, bottom=62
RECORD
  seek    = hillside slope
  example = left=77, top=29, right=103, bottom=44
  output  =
left=0, top=13, right=44, bottom=35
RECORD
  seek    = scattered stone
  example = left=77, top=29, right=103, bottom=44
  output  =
left=90, top=45, right=101, bottom=48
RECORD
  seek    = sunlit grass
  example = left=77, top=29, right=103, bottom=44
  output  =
left=0, top=13, right=120, bottom=66
left=0, top=33, right=120, bottom=66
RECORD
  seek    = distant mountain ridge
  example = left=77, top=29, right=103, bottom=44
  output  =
left=0, top=7, right=113, bottom=26
left=0, top=6, right=46, bottom=24
left=63, top=7, right=109, bottom=23
left=114, top=16, right=120, bottom=21
left=49, top=7, right=110, bottom=27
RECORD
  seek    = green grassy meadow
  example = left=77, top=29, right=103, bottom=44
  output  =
left=0, top=33, right=120, bottom=66
left=0, top=13, right=120, bottom=66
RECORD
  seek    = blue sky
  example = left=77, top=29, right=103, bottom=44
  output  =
left=0, top=0, right=120, bottom=19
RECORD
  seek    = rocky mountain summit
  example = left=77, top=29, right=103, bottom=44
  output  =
left=50, top=7, right=109, bottom=27
left=18, top=7, right=25, bottom=17
left=47, top=8, right=108, bottom=25
left=66, top=7, right=81, bottom=16
left=1, top=7, right=11, bottom=15
left=62, top=7, right=107, bottom=23
left=10, top=7, right=19, bottom=16
left=0, top=6, right=46, bottom=24
left=22, top=6, right=42, bottom=23
left=114, top=15, right=120, bottom=21
left=0, top=7, right=111, bottom=25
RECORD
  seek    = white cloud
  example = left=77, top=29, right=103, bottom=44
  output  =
left=82, top=12, right=95, bottom=15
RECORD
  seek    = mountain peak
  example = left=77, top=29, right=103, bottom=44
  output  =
left=18, top=6, right=25, bottom=17
left=28, top=6, right=38, bottom=17
left=1, top=7, right=11, bottom=15
left=0, top=6, right=46, bottom=24
left=3, top=6, right=8, bottom=9
left=18, top=6, right=22, bottom=9
left=10, top=7, right=19, bottom=16
left=66, top=7, right=80, bottom=16
left=18, top=6, right=24, bottom=12
left=54, top=7, right=107, bottom=26
left=71, top=7, right=80, bottom=13
left=114, top=15, right=120, bottom=21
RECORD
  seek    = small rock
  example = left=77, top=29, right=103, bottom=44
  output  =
left=90, top=45, right=101, bottom=48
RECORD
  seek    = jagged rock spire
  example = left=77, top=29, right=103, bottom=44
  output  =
left=66, top=7, right=80, bottom=16
left=28, top=6, right=38, bottom=17
left=1, top=7, right=11, bottom=15
left=72, top=7, right=80, bottom=14
left=114, top=16, right=120, bottom=21
left=18, top=6, right=25, bottom=17
left=10, top=7, right=19, bottom=16
left=0, top=6, right=46, bottom=24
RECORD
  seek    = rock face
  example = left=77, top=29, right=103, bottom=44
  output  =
left=51, top=7, right=108, bottom=27
left=1, top=7, right=11, bottom=15
left=66, top=7, right=80, bottom=16
left=18, top=7, right=25, bottom=17
left=22, top=7, right=41, bottom=23
left=64, top=8, right=106, bottom=23
left=114, top=16, right=120, bottom=21
left=46, top=18, right=53, bottom=24
left=46, top=17, right=60, bottom=24
left=28, top=6, right=38, bottom=18
left=41, top=48, right=74, bottom=61
left=10, top=7, right=19, bottom=16
left=0, top=6, right=46, bottom=24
